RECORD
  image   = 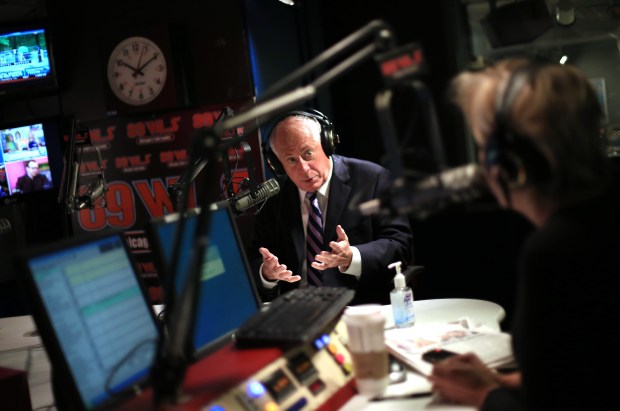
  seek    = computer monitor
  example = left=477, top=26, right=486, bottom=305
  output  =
left=147, top=202, right=261, bottom=360
left=16, top=231, right=160, bottom=411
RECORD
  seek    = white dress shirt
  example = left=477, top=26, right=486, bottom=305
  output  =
left=260, top=158, right=361, bottom=288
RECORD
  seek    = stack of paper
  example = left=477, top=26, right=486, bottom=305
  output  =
left=384, top=322, right=514, bottom=376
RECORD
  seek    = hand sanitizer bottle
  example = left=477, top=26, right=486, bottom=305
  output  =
left=389, top=261, right=415, bottom=328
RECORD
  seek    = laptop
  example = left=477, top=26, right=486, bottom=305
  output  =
left=16, top=231, right=160, bottom=411
left=146, top=201, right=261, bottom=360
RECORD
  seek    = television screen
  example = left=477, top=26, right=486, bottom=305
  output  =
left=0, top=23, right=57, bottom=99
left=0, top=119, right=64, bottom=203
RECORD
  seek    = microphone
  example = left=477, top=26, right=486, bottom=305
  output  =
left=358, top=164, right=487, bottom=218
left=75, top=176, right=107, bottom=210
left=231, top=178, right=280, bottom=213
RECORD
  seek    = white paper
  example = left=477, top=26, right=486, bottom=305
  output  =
left=384, top=322, right=514, bottom=376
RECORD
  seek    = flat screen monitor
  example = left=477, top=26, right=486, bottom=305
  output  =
left=0, top=118, right=64, bottom=204
left=0, top=22, right=58, bottom=100
left=16, top=231, right=160, bottom=411
left=147, top=202, right=261, bottom=360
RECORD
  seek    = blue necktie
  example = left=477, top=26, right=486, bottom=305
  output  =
left=306, top=192, right=324, bottom=286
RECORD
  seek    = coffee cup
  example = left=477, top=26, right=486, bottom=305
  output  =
left=342, top=304, right=388, bottom=398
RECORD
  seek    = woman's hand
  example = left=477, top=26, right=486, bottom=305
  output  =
left=428, top=352, right=501, bottom=407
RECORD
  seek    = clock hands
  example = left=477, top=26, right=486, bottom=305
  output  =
left=115, top=52, right=160, bottom=80
left=116, top=59, right=145, bottom=77
left=135, top=45, right=146, bottom=77
left=136, top=53, right=159, bottom=73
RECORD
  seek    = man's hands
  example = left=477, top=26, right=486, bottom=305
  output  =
left=311, top=225, right=353, bottom=271
left=260, top=225, right=353, bottom=283
left=259, top=247, right=301, bottom=283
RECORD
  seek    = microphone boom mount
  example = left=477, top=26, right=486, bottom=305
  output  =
left=58, top=116, right=108, bottom=215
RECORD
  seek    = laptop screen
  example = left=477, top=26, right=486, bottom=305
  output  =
left=19, top=232, right=159, bottom=410
left=148, top=203, right=260, bottom=359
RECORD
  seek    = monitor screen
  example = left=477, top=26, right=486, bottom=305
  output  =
left=0, top=23, right=58, bottom=100
left=147, top=202, right=260, bottom=359
left=0, top=118, right=64, bottom=203
left=18, top=232, right=160, bottom=411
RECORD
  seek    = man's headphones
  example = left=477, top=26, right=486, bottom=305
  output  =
left=485, top=64, right=552, bottom=189
left=262, top=109, right=340, bottom=175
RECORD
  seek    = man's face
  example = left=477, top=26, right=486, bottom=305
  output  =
left=26, top=162, right=39, bottom=178
left=271, top=116, right=331, bottom=193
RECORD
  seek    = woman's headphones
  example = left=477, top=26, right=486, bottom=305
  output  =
left=484, top=64, right=552, bottom=189
left=262, top=109, right=340, bottom=175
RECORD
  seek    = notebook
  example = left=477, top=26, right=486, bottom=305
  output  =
left=16, top=231, right=160, bottom=411
left=146, top=201, right=261, bottom=360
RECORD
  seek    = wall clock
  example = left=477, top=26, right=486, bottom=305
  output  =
left=106, top=36, right=168, bottom=106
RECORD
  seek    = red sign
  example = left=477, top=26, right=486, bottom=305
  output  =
left=67, top=99, right=262, bottom=302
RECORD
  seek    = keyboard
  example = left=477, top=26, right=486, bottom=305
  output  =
left=234, top=287, right=355, bottom=349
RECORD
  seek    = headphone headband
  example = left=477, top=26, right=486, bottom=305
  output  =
left=485, top=63, right=552, bottom=189
left=262, top=109, right=340, bottom=175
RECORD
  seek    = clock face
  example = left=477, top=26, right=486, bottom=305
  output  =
left=107, top=36, right=168, bottom=106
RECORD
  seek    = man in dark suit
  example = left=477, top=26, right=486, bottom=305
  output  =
left=14, top=160, right=50, bottom=193
left=249, top=109, right=413, bottom=305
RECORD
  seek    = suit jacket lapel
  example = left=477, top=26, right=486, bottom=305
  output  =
left=324, top=156, right=351, bottom=245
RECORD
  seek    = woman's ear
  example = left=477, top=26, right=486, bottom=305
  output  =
left=485, top=164, right=513, bottom=208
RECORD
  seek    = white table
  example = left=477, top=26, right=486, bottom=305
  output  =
left=0, top=314, right=53, bottom=411
left=384, top=298, right=505, bottom=331
left=339, top=298, right=507, bottom=411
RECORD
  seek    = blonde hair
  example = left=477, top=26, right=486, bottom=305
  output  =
left=451, top=58, right=610, bottom=204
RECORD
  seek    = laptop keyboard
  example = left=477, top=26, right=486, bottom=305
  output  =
left=234, top=287, right=355, bottom=349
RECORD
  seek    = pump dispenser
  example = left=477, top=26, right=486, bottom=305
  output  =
left=389, top=261, right=415, bottom=328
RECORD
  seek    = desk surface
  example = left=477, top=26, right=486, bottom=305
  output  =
left=0, top=298, right=506, bottom=411
left=0, top=314, right=53, bottom=410
left=340, top=298, right=506, bottom=411
left=384, top=298, right=505, bottom=331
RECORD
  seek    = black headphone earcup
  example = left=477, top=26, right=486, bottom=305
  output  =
left=486, top=147, right=524, bottom=187
left=296, top=108, right=339, bottom=156
left=486, top=131, right=551, bottom=188
left=263, top=141, right=285, bottom=175
left=320, top=122, right=339, bottom=156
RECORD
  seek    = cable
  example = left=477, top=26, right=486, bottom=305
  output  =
left=221, top=145, right=241, bottom=200
left=104, top=338, right=158, bottom=398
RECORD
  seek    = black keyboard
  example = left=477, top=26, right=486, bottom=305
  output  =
left=234, top=287, right=355, bottom=349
